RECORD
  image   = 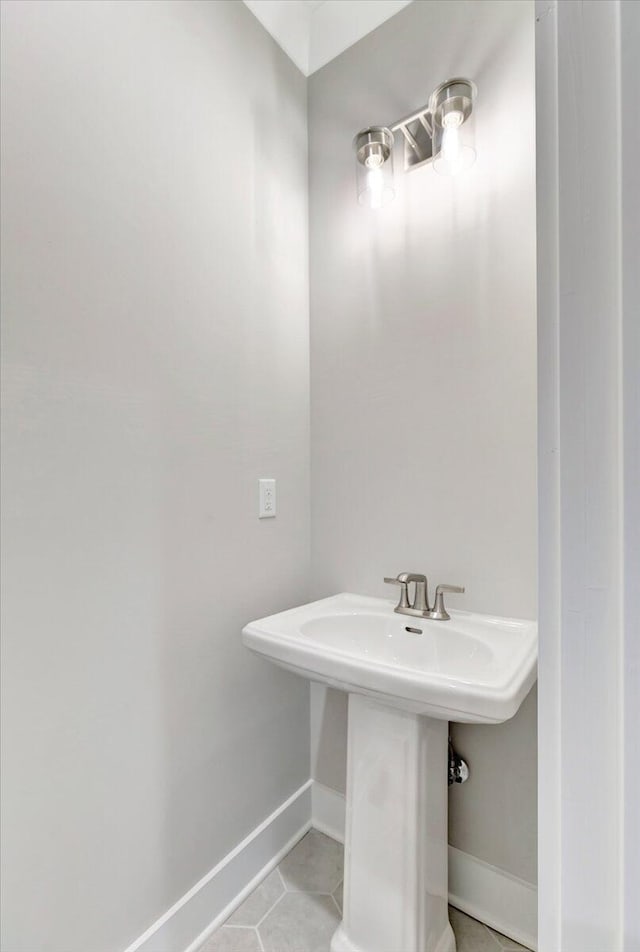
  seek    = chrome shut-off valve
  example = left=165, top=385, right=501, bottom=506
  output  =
left=448, top=740, right=470, bottom=786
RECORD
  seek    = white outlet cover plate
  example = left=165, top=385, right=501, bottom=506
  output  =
left=259, top=479, right=276, bottom=518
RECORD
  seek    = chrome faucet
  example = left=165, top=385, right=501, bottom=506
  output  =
left=384, top=573, right=464, bottom=621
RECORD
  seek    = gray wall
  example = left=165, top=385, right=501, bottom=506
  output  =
left=0, top=3, right=310, bottom=951
left=308, top=0, right=537, bottom=884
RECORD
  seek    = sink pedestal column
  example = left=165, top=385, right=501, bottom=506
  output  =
left=330, top=694, right=455, bottom=952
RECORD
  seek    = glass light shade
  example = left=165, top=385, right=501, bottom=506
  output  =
left=353, top=127, right=395, bottom=209
left=430, top=79, right=476, bottom=176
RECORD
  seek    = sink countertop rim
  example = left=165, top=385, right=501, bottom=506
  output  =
left=242, top=592, right=538, bottom=704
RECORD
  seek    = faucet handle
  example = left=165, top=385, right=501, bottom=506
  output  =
left=401, top=573, right=429, bottom=612
left=431, top=584, right=465, bottom=621
left=384, top=576, right=411, bottom=610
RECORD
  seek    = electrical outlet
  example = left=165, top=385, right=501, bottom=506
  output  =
left=258, top=478, right=276, bottom=518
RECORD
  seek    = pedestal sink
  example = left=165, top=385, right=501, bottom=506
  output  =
left=242, top=593, right=537, bottom=952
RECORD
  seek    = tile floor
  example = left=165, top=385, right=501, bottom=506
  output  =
left=199, top=829, right=532, bottom=952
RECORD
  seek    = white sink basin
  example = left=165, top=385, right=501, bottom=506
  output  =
left=242, top=592, right=537, bottom=724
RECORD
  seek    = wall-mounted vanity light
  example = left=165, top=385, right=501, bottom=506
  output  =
left=353, top=126, right=395, bottom=209
left=430, top=78, right=477, bottom=175
left=353, top=78, right=477, bottom=208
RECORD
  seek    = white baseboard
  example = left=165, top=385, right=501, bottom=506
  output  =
left=311, top=780, right=346, bottom=844
left=311, top=780, right=537, bottom=951
left=448, top=846, right=538, bottom=951
left=123, top=780, right=313, bottom=952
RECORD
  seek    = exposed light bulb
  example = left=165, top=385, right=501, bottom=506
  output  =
left=441, top=124, right=462, bottom=172
left=440, top=109, right=464, bottom=172
left=364, top=145, right=384, bottom=169
left=442, top=109, right=464, bottom=129
left=366, top=166, right=384, bottom=209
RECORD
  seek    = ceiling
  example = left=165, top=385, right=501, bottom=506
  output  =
left=243, top=0, right=413, bottom=76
